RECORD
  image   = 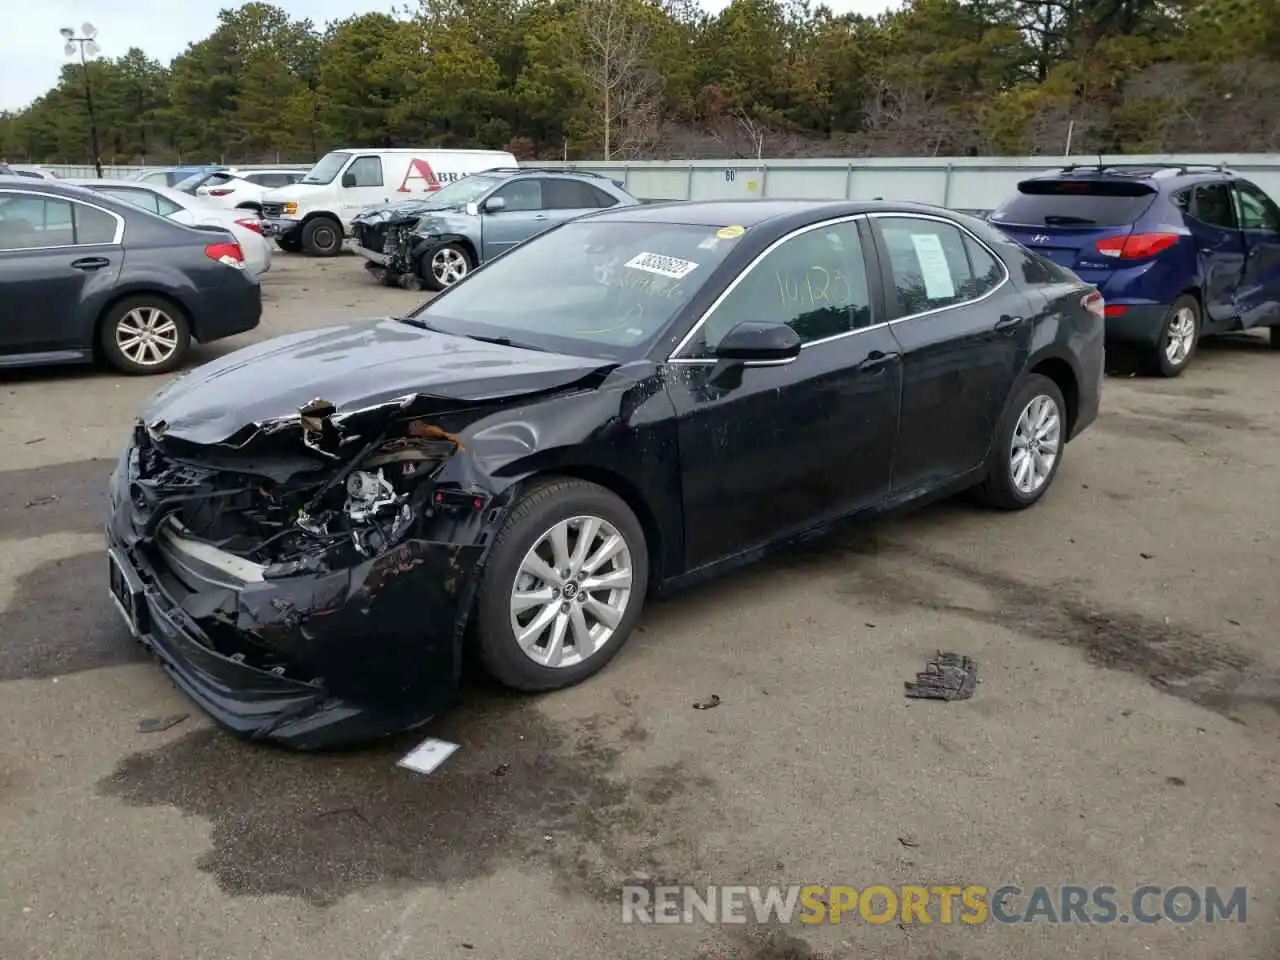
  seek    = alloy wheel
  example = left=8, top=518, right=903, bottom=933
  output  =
left=1165, top=306, right=1196, bottom=367
left=1009, top=394, right=1062, bottom=496
left=431, top=247, right=469, bottom=286
left=508, top=515, right=634, bottom=668
left=115, top=307, right=180, bottom=367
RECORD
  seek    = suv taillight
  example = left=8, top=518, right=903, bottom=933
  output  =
left=1095, top=232, right=1179, bottom=259
left=1081, top=289, right=1104, bottom=319
left=205, top=241, right=245, bottom=268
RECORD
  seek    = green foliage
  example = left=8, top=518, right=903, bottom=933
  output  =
left=5, top=0, right=1280, bottom=164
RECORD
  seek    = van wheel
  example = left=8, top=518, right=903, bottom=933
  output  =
left=98, top=296, right=191, bottom=375
left=421, top=242, right=474, bottom=291
left=1149, top=295, right=1199, bottom=377
left=301, top=217, right=343, bottom=257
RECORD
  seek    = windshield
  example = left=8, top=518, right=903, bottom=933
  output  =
left=425, top=174, right=505, bottom=206
left=302, top=151, right=352, bottom=185
left=407, top=219, right=739, bottom=360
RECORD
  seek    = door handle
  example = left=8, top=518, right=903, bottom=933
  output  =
left=70, top=257, right=111, bottom=272
left=857, top=350, right=900, bottom=374
left=994, top=314, right=1023, bottom=334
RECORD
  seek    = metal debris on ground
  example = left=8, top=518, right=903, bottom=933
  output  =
left=492, top=761, right=511, bottom=777
left=24, top=495, right=59, bottom=508
left=137, top=713, right=189, bottom=733
left=904, top=652, right=978, bottom=701
left=397, top=737, right=460, bottom=776
left=692, top=694, right=722, bottom=710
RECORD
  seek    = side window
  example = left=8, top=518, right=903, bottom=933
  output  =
left=1171, top=189, right=1191, bottom=213
left=1190, top=183, right=1236, bottom=229
left=876, top=217, right=986, bottom=317
left=1233, top=181, right=1280, bottom=232
left=0, top=195, right=78, bottom=249
left=544, top=179, right=602, bottom=210
left=154, top=195, right=184, bottom=217
left=101, top=188, right=160, bottom=215
left=587, top=184, right=619, bottom=208
left=682, top=220, right=872, bottom=358
left=74, top=203, right=118, bottom=244
left=492, top=179, right=543, bottom=212
left=960, top=235, right=1005, bottom=299
left=347, top=156, right=384, bottom=188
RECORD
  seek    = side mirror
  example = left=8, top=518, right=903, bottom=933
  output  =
left=713, top=322, right=802, bottom=363
left=464, top=201, right=480, bottom=216
left=483, top=196, right=506, bottom=213
left=341, top=172, right=357, bottom=188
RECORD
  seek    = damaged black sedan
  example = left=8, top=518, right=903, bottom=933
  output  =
left=105, top=199, right=1103, bottom=749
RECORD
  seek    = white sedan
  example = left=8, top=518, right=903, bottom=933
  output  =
left=76, top=178, right=273, bottom=277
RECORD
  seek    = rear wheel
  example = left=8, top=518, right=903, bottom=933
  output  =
left=1149, top=295, right=1200, bottom=377
left=474, top=478, right=649, bottom=692
left=98, top=296, right=191, bottom=375
left=301, top=216, right=343, bottom=257
left=972, top=374, right=1067, bottom=511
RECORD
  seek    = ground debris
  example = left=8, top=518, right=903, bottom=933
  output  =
left=904, top=652, right=977, bottom=701
left=24, top=495, right=58, bottom=508
left=693, top=694, right=722, bottom=710
left=137, top=713, right=188, bottom=734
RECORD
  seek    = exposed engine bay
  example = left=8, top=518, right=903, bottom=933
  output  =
left=131, top=397, right=475, bottom=579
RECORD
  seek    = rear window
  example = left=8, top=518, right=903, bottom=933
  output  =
left=991, top=179, right=1157, bottom=227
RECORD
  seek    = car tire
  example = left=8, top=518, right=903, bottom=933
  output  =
left=420, top=242, right=474, bottom=291
left=98, top=296, right=192, bottom=376
left=301, top=216, right=343, bottom=257
left=474, top=477, right=649, bottom=692
left=1269, top=325, right=1280, bottom=350
left=972, top=373, right=1067, bottom=511
left=275, top=234, right=303, bottom=253
left=1149, top=295, right=1200, bottom=377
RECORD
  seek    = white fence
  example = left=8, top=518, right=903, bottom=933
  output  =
left=31, top=153, right=1280, bottom=210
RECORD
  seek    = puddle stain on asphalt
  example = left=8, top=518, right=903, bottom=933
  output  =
left=0, top=551, right=148, bottom=682
left=97, top=690, right=716, bottom=908
left=0, top=458, right=115, bottom=541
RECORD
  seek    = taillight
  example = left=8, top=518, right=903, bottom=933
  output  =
left=235, top=217, right=263, bottom=235
left=1095, top=232, right=1179, bottom=259
left=205, top=241, right=245, bottom=268
left=1081, top=289, right=1105, bottom=319
left=1104, top=304, right=1128, bottom=318
left=209, top=188, right=234, bottom=197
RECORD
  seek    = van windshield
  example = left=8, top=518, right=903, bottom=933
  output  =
left=302, top=152, right=352, bottom=186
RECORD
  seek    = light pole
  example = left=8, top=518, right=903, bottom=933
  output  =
left=61, top=23, right=103, bottom=177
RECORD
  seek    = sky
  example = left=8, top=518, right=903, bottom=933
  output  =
left=0, top=0, right=896, bottom=112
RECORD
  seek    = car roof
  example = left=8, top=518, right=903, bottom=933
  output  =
left=580, top=198, right=962, bottom=228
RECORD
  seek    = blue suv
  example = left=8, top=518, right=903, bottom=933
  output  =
left=988, top=164, right=1280, bottom=376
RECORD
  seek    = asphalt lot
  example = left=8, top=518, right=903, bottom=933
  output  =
left=1, top=253, right=1277, bottom=960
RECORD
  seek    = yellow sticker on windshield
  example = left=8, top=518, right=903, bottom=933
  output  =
left=716, top=225, right=745, bottom=240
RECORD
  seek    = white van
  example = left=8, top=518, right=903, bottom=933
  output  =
left=259, top=147, right=518, bottom=256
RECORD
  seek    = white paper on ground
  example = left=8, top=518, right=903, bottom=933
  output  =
left=398, top=737, right=460, bottom=776
left=909, top=232, right=956, bottom=300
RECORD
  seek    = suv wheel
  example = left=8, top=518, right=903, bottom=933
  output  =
left=421, top=242, right=474, bottom=291
left=1151, top=295, right=1200, bottom=377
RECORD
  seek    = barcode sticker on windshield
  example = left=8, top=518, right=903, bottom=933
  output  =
left=625, top=252, right=699, bottom=280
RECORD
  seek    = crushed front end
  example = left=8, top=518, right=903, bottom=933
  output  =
left=104, top=400, right=506, bottom=749
left=350, top=204, right=432, bottom=282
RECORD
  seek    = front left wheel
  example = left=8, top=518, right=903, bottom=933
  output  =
left=420, top=242, right=474, bottom=292
left=474, top=478, right=649, bottom=692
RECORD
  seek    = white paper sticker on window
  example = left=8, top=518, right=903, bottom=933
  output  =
left=909, top=233, right=956, bottom=300
left=624, top=252, right=699, bottom=280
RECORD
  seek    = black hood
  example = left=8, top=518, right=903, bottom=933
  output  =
left=352, top=197, right=462, bottom=226
left=142, top=318, right=614, bottom=445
